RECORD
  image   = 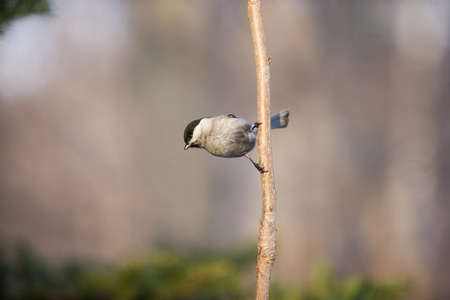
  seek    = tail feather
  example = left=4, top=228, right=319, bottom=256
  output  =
left=270, top=109, right=290, bottom=129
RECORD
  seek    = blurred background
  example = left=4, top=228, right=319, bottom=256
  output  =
left=0, top=0, right=449, bottom=299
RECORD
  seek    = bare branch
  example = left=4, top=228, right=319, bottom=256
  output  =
left=247, top=0, right=277, bottom=299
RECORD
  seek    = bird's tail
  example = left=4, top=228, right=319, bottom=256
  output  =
left=270, top=109, right=290, bottom=129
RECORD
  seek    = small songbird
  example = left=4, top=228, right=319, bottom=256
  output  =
left=183, top=109, right=289, bottom=173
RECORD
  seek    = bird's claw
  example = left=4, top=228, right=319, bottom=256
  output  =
left=251, top=122, right=262, bottom=132
left=254, top=163, right=268, bottom=174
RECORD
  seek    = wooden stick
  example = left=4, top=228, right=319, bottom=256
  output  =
left=247, top=0, right=277, bottom=299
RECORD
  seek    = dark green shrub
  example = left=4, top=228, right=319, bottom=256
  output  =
left=0, top=245, right=411, bottom=300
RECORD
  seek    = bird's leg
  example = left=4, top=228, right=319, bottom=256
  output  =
left=251, top=122, right=262, bottom=132
left=245, top=153, right=268, bottom=173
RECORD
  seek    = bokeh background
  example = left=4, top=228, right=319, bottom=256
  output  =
left=0, top=0, right=449, bottom=299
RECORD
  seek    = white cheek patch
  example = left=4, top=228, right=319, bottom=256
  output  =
left=191, top=123, right=203, bottom=144
left=190, top=118, right=214, bottom=145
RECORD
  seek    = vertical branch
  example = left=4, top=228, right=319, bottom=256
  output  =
left=247, top=0, right=276, bottom=299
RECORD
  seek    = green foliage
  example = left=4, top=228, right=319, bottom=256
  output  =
left=0, top=245, right=411, bottom=300
left=270, top=262, right=411, bottom=300
left=1, top=245, right=255, bottom=300
left=0, top=0, right=51, bottom=34
left=76, top=251, right=250, bottom=300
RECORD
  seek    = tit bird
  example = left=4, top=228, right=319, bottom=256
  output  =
left=183, top=109, right=289, bottom=173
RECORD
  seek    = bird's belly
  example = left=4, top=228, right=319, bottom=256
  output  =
left=204, top=133, right=256, bottom=158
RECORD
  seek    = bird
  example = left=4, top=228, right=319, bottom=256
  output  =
left=183, top=109, right=289, bottom=173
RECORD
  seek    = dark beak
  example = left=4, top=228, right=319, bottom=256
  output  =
left=184, top=144, right=190, bottom=150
